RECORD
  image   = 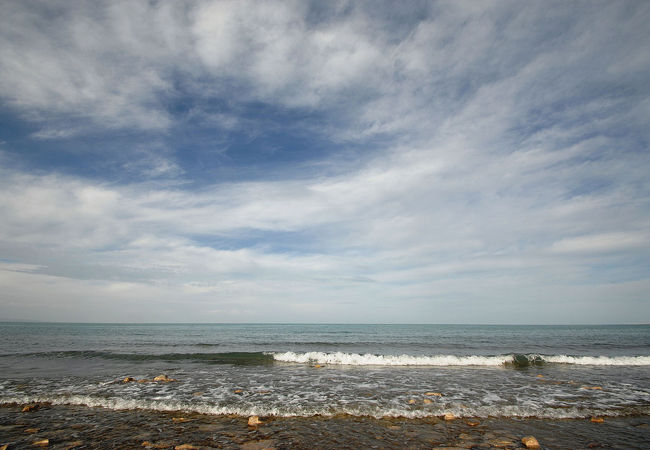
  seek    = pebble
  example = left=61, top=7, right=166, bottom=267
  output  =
left=153, top=374, right=176, bottom=382
left=248, top=415, right=263, bottom=426
left=522, top=435, right=541, bottom=449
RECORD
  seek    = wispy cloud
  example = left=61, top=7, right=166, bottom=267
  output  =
left=0, top=1, right=648, bottom=322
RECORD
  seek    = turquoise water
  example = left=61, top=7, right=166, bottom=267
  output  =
left=0, top=323, right=648, bottom=419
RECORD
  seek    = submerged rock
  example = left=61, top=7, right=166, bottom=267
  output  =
left=591, top=417, right=605, bottom=423
left=408, top=399, right=417, bottom=404
left=25, top=427, right=39, bottom=433
left=33, top=439, right=49, bottom=447
left=248, top=415, right=263, bottom=426
left=466, top=420, right=480, bottom=427
left=153, top=374, right=177, bottom=382
left=425, top=392, right=443, bottom=396
left=172, top=417, right=191, bottom=423
left=175, top=445, right=200, bottom=449
left=123, top=376, right=136, bottom=383
left=423, top=398, right=432, bottom=404
left=522, top=436, right=541, bottom=449
left=444, top=413, right=456, bottom=421
left=22, top=404, right=39, bottom=412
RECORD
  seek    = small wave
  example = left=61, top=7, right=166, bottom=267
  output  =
left=2, top=394, right=647, bottom=420
left=271, top=352, right=511, bottom=366
left=544, top=355, right=650, bottom=365
left=4, top=351, right=273, bottom=366
left=271, top=352, right=650, bottom=367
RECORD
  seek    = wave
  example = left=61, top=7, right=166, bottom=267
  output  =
left=4, top=350, right=649, bottom=367
left=1, top=351, right=274, bottom=366
left=271, top=352, right=650, bottom=367
left=2, top=394, right=647, bottom=420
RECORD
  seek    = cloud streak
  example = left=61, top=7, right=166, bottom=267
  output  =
left=0, top=1, right=649, bottom=323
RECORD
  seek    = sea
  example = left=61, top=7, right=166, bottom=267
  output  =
left=1, top=323, right=649, bottom=448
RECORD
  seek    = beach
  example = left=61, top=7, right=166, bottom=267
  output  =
left=1, top=323, right=648, bottom=448
left=2, top=403, right=649, bottom=448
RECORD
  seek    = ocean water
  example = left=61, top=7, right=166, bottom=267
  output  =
left=0, top=323, right=648, bottom=420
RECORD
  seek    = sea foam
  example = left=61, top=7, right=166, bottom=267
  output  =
left=271, top=351, right=650, bottom=366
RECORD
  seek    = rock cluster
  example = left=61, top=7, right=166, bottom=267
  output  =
left=122, top=375, right=177, bottom=383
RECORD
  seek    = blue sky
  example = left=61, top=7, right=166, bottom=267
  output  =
left=0, top=0, right=649, bottom=323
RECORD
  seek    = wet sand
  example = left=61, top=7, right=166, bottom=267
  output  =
left=1, top=403, right=649, bottom=449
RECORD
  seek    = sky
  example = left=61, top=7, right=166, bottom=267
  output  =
left=0, top=0, right=649, bottom=324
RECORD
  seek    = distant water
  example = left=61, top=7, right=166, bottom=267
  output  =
left=0, top=323, right=648, bottom=419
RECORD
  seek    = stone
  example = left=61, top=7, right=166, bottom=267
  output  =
left=192, top=391, right=204, bottom=396
left=590, top=416, right=605, bottom=423
left=142, top=442, right=172, bottom=449
left=123, top=376, right=136, bottom=383
left=26, top=427, right=39, bottom=433
left=63, top=441, right=84, bottom=449
left=172, top=417, right=190, bottom=423
left=581, top=386, right=603, bottom=390
left=444, top=413, right=456, bottom=421
left=312, top=364, right=323, bottom=368
left=240, top=439, right=277, bottom=450
left=423, top=398, right=432, bottom=404
left=536, top=374, right=544, bottom=378
left=248, top=415, right=263, bottom=426
left=425, top=392, right=443, bottom=396
left=466, top=420, right=480, bottom=427
left=175, top=445, right=200, bottom=450
left=522, top=436, right=540, bottom=449
left=138, top=379, right=150, bottom=383
left=408, top=399, right=417, bottom=404
left=22, top=404, right=39, bottom=412
left=153, top=374, right=176, bottom=382
left=33, top=439, right=49, bottom=447
left=234, top=389, right=244, bottom=394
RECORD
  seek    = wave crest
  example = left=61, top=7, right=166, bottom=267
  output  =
left=271, top=352, right=650, bottom=366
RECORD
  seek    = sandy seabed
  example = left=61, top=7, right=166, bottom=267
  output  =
left=1, top=403, right=649, bottom=449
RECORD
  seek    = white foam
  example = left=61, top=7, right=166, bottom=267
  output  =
left=2, top=394, right=647, bottom=419
left=271, top=351, right=650, bottom=366
left=271, top=351, right=510, bottom=366
left=544, top=355, right=650, bottom=365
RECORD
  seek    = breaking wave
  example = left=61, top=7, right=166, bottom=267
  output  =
left=271, top=352, right=650, bottom=367
left=2, top=394, right=648, bottom=419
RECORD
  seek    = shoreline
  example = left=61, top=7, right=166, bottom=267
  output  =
left=2, top=403, right=649, bottom=449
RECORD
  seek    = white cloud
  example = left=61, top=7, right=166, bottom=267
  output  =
left=0, top=2, right=649, bottom=322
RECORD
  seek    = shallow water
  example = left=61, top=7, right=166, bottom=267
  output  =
left=0, top=323, right=648, bottom=446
